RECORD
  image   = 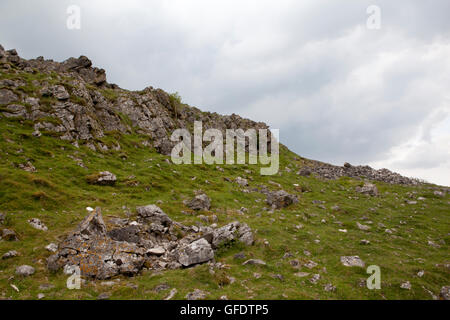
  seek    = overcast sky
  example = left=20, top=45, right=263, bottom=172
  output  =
left=1, top=0, right=449, bottom=186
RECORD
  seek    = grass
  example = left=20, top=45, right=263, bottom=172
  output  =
left=0, top=70, right=448, bottom=300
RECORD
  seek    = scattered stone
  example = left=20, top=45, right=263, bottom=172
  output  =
left=2, top=229, right=18, bottom=241
left=357, top=222, right=371, bottom=231
left=400, top=281, right=411, bottom=290
left=185, top=194, right=211, bottom=211
left=16, top=265, right=35, bottom=276
left=310, top=274, right=320, bottom=284
left=356, top=183, right=379, bottom=196
left=28, top=218, right=48, bottom=231
left=242, top=259, right=266, bottom=266
left=235, top=177, right=249, bottom=187
left=324, top=283, right=336, bottom=292
left=266, top=190, right=298, bottom=209
left=304, top=260, right=318, bottom=269
left=340, top=256, right=365, bottom=267
left=253, top=273, right=262, bottom=279
left=87, top=171, right=117, bottom=186
left=360, top=239, right=370, bottom=245
left=234, top=252, right=246, bottom=260
left=39, top=283, right=55, bottom=291
left=417, top=270, right=424, bottom=277
left=2, top=250, right=18, bottom=259
left=210, top=221, right=254, bottom=248
left=164, top=288, right=177, bottom=300
left=440, top=286, right=450, bottom=300
left=186, top=289, right=209, bottom=300
left=97, top=292, right=111, bottom=300
left=37, top=293, right=45, bottom=300
left=294, top=272, right=310, bottom=278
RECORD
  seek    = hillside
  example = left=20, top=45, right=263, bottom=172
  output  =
left=0, top=45, right=449, bottom=300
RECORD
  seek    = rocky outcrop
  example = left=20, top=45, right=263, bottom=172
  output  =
left=0, top=46, right=269, bottom=155
left=185, top=194, right=211, bottom=211
left=298, top=162, right=419, bottom=185
left=47, top=207, right=253, bottom=279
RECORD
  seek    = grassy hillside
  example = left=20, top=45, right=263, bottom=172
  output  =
left=0, top=114, right=448, bottom=300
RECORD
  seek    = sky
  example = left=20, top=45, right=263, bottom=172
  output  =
left=1, top=0, right=449, bottom=186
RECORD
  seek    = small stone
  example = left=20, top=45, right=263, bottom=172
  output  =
left=294, top=272, right=310, bottom=278
left=309, top=274, right=320, bottom=284
left=37, top=293, right=45, bottom=300
left=147, top=247, right=165, bottom=256
left=233, top=252, right=246, bottom=260
left=16, top=265, right=35, bottom=276
left=340, top=256, right=365, bottom=267
left=357, top=222, right=371, bottom=231
left=400, top=281, right=411, bottom=290
left=242, top=259, right=266, bottom=266
left=164, top=288, right=177, bottom=300
left=2, top=228, right=18, bottom=241
left=2, top=250, right=18, bottom=259
left=45, top=243, right=58, bottom=252
left=417, top=270, right=424, bottom=277
left=324, top=283, right=336, bottom=292
left=360, top=239, right=370, bottom=245
left=28, top=218, right=48, bottom=231
left=440, top=286, right=450, bottom=300
left=97, top=292, right=111, bottom=300
left=186, top=289, right=209, bottom=300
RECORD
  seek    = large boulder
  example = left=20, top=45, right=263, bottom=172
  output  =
left=176, top=238, right=214, bottom=267
left=266, top=190, right=298, bottom=209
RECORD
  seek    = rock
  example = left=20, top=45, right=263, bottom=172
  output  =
left=297, top=167, right=312, bottom=176
left=310, top=274, right=320, bottom=284
left=37, top=293, right=45, bottom=300
left=210, top=221, right=254, bottom=248
left=356, top=183, right=379, bottom=196
left=242, top=259, right=266, bottom=266
left=164, top=288, right=178, bottom=300
left=324, top=283, right=336, bottom=292
left=294, top=272, right=310, bottom=278
left=2, top=250, right=18, bottom=259
left=39, top=284, right=55, bottom=291
left=177, top=238, right=214, bottom=267
left=2, top=228, right=18, bottom=241
left=16, top=265, right=35, bottom=276
left=19, top=161, right=36, bottom=172
left=356, top=222, right=371, bottom=231
left=417, top=270, right=424, bottom=277
left=76, top=208, right=107, bottom=237
left=186, top=289, right=209, bottom=300
left=400, top=281, right=411, bottom=290
left=147, top=247, right=165, bottom=256
left=304, top=260, right=318, bottom=269
left=0, top=212, right=4, bottom=224
left=28, top=218, right=48, bottom=231
left=440, top=286, right=450, bottom=300
left=52, top=85, right=70, bottom=100
left=340, top=256, right=365, bottom=267
left=234, top=252, right=246, bottom=260
left=87, top=171, right=117, bottom=186
left=0, top=89, right=18, bottom=105
left=266, top=190, right=298, bottom=209
left=235, top=177, right=249, bottom=187
left=97, top=292, right=111, bottom=300
left=136, top=204, right=172, bottom=226
left=45, top=243, right=58, bottom=253
left=434, top=191, right=444, bottom=197
left=360, top=239, right=371, bottom=245
left=186, top=194, right=211, bottom=211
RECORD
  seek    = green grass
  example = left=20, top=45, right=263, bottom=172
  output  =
left=0, top=114, right=448, bottom=300
left=0, top=68, right=448, bottom=300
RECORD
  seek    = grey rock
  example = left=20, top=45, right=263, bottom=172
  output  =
left=177, top=238, right=214, bottom=267
left=2, top=250, right=18, bottom=259
left=2, top=228, right=18, bottom=241
left=90, top=171, right=117, bottom=186
left=440, top=286, right=450, bottom=300
left=16, top=265, right=35, bottom=276
left=340, top=256, right=365, bottom=267
left=235, top=176, right=249, bottom=187
left=356, top=222, right=371, bottom=231
left=266, top=190, right=298, bottom=209
left=400, top=281, right=411, bottom=290
left=28, top=218, right=48, bottom=231
left=186, top=194, right=211, bottom=211
left=136, top=204, right=172, bottom=226
left=356, top=183, right=379, bottom=196
left=0, top=89, right=18, bottom=105
left=242, top=259, right=266, bottom=266
left=186, top=289, right=209, bottom=300
left=210, top=221, right=254, bottom=248
left=45, top=243, right=58, bottom=252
